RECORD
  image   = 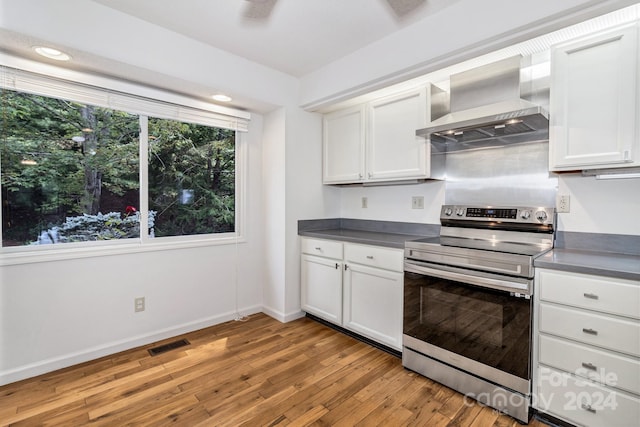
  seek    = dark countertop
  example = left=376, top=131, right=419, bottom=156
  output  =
left=299, top=228, right=429, bottom=249
left=299, top=219, right=640, bottom=280
left=298, top=218, right=439, bottom=249
left=535, top=249, right=640, bottom=281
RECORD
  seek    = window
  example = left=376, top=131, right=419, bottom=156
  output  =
left=148, top=118, right=235, bottom=237
left=1, top=91, right=140, bottom=246
left=0, top=67, right=249, bottom=252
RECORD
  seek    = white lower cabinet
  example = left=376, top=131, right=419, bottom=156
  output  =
left=301, top=254, right=343, bottom=325
left=344, top=262, right=403, bottom=350
left=533, top=268, right=640, bottom=427
left=300, top=237, right=404, bottom=351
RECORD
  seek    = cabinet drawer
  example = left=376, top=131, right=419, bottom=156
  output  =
left=539, top=303, right=640, bottom=356
left=301, top=238, right=343, bottom=259
left=344, top=243, right=403, bottom=272
left=539, top=334, right=640, bottom=395
left=536, top=366, right=640, bottom=427
left=539, top=269, right=640, bottom=319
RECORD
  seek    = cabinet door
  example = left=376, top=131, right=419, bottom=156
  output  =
left=367, top=88, right=429, bottom=181
left=301, top=254, right=343, bottom=325
left=322, top=105, right=366, bottom=183
left=343, top=263, right=403, bottom=350
left=550, top=24, right=639, bottom=170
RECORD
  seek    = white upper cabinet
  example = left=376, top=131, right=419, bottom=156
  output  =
left=323, top=87, right=434, bottom=184
left=549, top=23, right=640, bottom=170
left=322, top=105, right=366, bottom=183
left=366, top=88, right=429, bottom=182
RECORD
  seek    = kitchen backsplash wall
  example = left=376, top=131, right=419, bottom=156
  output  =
left=339, top=180, right=445, bottom=224
left=444, top=140, right=557, bottom=207
left=556, top=173, right=640, bottom=236
left=338, top=173, right=640, bottom=236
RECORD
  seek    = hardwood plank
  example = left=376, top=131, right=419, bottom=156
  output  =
left=287, top=404, right=330, bottom=427
left=0, top=313, right=551, bottom=427
left=469, top=405, right=501, bottom=427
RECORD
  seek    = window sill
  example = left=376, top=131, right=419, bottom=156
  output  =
left=0, top=235, right=244, bottom=267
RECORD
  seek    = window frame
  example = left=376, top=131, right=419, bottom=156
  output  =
left=0, top=66, right=248, bottom=265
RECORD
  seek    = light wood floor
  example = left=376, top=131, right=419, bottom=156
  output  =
left=0, top=313, right=551, bottom=426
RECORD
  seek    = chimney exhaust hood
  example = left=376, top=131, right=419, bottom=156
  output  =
left=417, top=56, right=549, bottom=146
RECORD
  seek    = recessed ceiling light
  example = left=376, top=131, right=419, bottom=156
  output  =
left=212, top=94, right=232, bottom=102
left=33, top=46, right=71, bottom=61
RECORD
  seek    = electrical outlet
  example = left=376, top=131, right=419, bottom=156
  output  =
left=134, top=297, right=145, bottom=312
left=361, top=197, right=368, bottom=208
left=412, top=196, right=424, bottom=209
left=556, top=194, right=570, bottom=213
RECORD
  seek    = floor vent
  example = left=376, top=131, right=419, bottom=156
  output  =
left=148, top=339, right=190, bottom=356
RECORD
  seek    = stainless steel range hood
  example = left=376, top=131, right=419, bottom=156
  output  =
left=417, top=56, right=548, bottom=146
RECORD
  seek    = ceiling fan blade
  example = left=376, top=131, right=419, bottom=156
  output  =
left=243, top=0, right=278, bottom=20
left=384, top=0, right=426, bottom=18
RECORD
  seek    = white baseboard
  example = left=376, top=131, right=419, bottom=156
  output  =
left=261, top=305, right=305, bottom=323
left=0, top=305, right=263, bottom=387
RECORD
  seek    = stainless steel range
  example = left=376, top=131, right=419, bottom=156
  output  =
left=403, top=204, right=556, bottom=423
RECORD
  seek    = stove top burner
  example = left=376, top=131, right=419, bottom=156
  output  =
left=404, top=204, right=557, bottom=280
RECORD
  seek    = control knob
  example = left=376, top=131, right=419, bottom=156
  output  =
left=535, top=210, right=548, bottom=222
left=444, top=207, right=453, bottom=216
left=455, top=208, right=465, bottom=217
left=520, top=210, right=531, bottom=220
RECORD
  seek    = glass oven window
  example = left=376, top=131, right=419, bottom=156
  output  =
left=404, top=271, right=531, bottom=380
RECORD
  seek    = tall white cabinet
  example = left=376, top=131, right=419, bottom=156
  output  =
left=300, top=237, right=404, bottom=351
left=549, top=23, right=640, bottom=170
left=323, top=87, right=439, bottom=184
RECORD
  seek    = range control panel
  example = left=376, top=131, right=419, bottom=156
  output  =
left=466, top=207, right=518, bottom=219
left=440, top=205, right=556, bottom=226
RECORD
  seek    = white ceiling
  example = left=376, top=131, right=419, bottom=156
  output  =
left=91, top=0, right=459, bottom=78
left=0, top=0, right=638, bottom=113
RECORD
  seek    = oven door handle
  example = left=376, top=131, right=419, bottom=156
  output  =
left=404, top=260, right=531, bottom=295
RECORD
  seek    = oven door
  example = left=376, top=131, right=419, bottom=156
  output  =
left=403, top=259, right=532, bottom=394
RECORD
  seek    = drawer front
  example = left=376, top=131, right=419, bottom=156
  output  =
left=536, top=366, right=640, bottom=427
left=344, top=243, right=403, bottom=272
left=301, top=237, right=343, bottom=259
left=538, top=269, right=640, bottom=319
left=539, top=334, right=640, bottom=395
left=539, top=303, right=640, bottom=356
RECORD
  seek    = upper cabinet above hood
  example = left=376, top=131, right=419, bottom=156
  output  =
left=417, top=56, right=549, bottom=147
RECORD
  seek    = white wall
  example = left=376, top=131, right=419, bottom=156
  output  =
left=557, top=174, right=640, bottom=235
left=261, top=108, right=287, bottom=320
left=0, top=116, right=266, bottom=385
left=337, top=173, right=640, bottom=237
left=339, top=181, right=445, bottom=224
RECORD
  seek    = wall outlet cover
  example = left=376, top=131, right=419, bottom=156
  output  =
left=556, top=194, right=570, bottom=213
left=412, top=196, right=424, bottom=209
